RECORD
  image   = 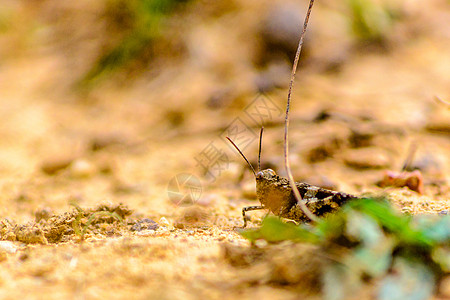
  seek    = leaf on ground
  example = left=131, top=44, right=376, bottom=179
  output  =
left=348, top=198, right=431, bottom=246
left=240, top=217, right=320, bottom=243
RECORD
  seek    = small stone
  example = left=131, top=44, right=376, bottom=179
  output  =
left=260, top=3, right=305, bottom=60
left=131, top=219, right=159, bottom=232
left=306, top=138, right=342, bottom=163
left=378, top=170, right=424, bottom=194
left=349, top=127, right=375, bottom=148
left=89, top=133, right=125, bottom=151
left=175, top=223, right=185, bottom=229
left=158, top=217, right=170, bottom=228
left=41, top=157, right=74, bottom=175
left=343, top=148, right=391, bottom=169
left=401, top=207, right=413, bottom=214
left=0, top=241, right=18, bottom=254
left=14, top=225, right=48, bottom=244
left=70, top=159, right=96, bottom=178
left=425, top=109, right=450, bottom=134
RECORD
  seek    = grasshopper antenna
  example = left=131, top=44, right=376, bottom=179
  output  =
left=226, top=137, right=257, bottom=177
left=284, top=0, right=319, bottom=223
left=258, top=127, right=264, bottom=172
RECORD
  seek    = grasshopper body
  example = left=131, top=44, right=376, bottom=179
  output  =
left=227, top=135, right=358, bottom=227
left=244, top=169, right=357, bottom=226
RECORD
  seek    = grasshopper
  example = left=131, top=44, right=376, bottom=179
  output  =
left=227, top=129, right=357, bottom=227
left=227, top=0, right=358, bottom=227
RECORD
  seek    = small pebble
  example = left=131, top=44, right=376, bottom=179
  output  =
left=260, top=3, right=304, bottom=58
left=378, top=170, right=424, bottom=194
left=306, top=138, right=342, bottom=163
left=70, top=159, right=96, bottom=178
left=349, top=127, right=375, bottom=148
left=90, top=133, right=125, bottom=151
left=131, top=219, right=159, bottom=232
left=41, top=157, right=74, bottom=175
left=159, top=217, right=171, bottom=228
left=342, top=148, right=391, bottom=169
left=401, top=207, right=414, bottom=214
left=425, top=110, right=450, bottom=134
left=175, top=223, right=185, bottom=229
left=135, top=230, right=157, bottom=237
left=0, top=241, right=18, bottom=254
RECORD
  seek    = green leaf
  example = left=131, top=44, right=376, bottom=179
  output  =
left=240, top=217, right=320, bottom=243
left=415, top=215, right=450, bottom=244
left=346, top=211, right=383, bottom=246
left=348, top=198, right=431, bottom=246
left=348, top=243, right=393, bottom=277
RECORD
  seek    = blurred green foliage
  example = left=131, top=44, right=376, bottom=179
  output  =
left=347, top=0, right=400, bottom=45
left=80, top=0, right=190, bottom=87
left=241, top=198, right=449, bottom=300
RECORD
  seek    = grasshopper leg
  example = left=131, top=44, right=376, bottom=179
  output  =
left=242, top=206, right=265, bottom=228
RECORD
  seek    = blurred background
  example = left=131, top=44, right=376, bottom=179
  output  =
left=0, top=1, right=449, bottom=298
left=0, top=0, right=449, bottom=222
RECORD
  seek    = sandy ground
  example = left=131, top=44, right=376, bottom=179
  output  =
left=0, top=0, right=449, bottom=299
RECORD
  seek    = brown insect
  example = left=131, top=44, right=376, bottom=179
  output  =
left=227, top=129, right=357, bottom=227
left=227, top=0, right=358, bottom=227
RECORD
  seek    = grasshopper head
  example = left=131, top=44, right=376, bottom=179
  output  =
left=256, top=169, right=277, bottom=180
left=255, top=168, right=292, bottom=214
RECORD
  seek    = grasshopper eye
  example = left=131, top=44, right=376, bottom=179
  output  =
left=266, top=169, right=276, bottom=177
left=256, top=171, right=264, bottom=179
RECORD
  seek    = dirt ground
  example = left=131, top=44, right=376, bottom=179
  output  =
left=0, top=0, right=449, bottom=299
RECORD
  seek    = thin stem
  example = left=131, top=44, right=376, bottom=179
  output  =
left=401, top=142, right=417, bottom=172
left=284, top=0, right=319, bottom=223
